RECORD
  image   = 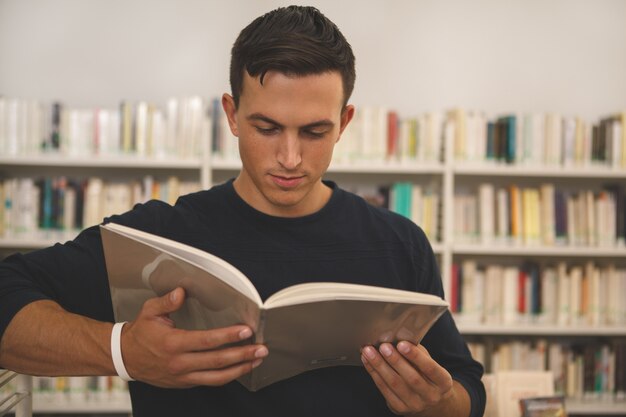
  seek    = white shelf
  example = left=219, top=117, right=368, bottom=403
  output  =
left=211, top=157, right=445, bottom=174
left=566, top=397, right=626, bottom=415
left=0, top=154, right=202, bottom=169
left=328, top=161, right=444, bottom=174
left=431, top=243, right=443, bottom=254
left=454, top=163, right=626, bottom=178
left=0, top=231, right=80, bottom=249
left=29, top=394, right=626, bottom=415
left=458, top=324, right=626, bottom=336
left=452, top=244, right=626, bottom=257
left=0, top=236, right=444, bottom=254
left=32, top=396, right=131, bottom=414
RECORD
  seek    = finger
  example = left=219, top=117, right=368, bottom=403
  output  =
left=361, top=353, right=408, bottom=414
left=165, top=325, right=256, bottom=353
left=140, top=287, right=186, bottom=319
left=168, top=343, right=269, bottom=375
left=398, top=342, right=453, bottom=392
left=378, top=343, right=443, bottom=406
left=361, top=345, right=414, bottom=401
left=184, top=358, right=263, bottom=387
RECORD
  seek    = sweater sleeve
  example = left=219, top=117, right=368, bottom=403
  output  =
left=0, top=199, right=171, bottom=344
left=414, top=229, right=486, bottom=417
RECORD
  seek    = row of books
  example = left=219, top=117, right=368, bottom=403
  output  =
left=208, top=104, right=446, bottom=164
left=468, top=339, right=626, bottom=400
left=335, top=108, right=443, bottom=163
left=0, top=97, right=211, bottom=158
left=448, top=109, right=626, bottom=167
left=3, top=97, right=625, bottom=168
left=0, top=176, right=200, bottom=237
left=0, top=375, right=128, bottom=404
left=0, top=176, right=441, bottom=242
left=451, top=260, right=626, bottom=326
left=348, top=182, right=440, bottom=242
left=454, top=183, right=626, bottom=248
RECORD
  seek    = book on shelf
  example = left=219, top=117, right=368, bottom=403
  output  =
left=348, top=182, right=440, bottom=243
left=450, top=260, right=626, bottom=327
left=0, top=176, right=200, bottom=239
left=445, top=109, right=626, bottom=168
left=0, top=96, right=209, bottom=159
left=518, top=395, right=566, bottom=417
left=454, top=182, right=626, bottom=248
left=100, top=222, right=449, bottom=391
left=470, top=371, right=556, bottom=417
left=29, top=376, right=129, bottom=404
left=469, top=339, right=626, bottom=401
left=332, top=106, right=443, bottom=164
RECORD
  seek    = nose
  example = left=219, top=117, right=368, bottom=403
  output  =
left=276, top=132, right=302, bottom=170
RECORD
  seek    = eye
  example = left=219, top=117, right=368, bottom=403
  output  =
left=303, top=130, right=327, bottom=139
left=255, top=126, right=279, bottom=136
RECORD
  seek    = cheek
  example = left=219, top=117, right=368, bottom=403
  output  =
left=239, top=136, right=271, bottom=167
left=307, top=141, right=336, bottom=164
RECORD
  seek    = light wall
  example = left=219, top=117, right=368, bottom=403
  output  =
left=0, top=0, right=625, bottom=120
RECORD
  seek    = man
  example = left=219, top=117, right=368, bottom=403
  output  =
left=0, top=6, right=485, bottom=417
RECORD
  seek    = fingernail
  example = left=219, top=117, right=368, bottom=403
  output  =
left=169, top=290, right=177, bottom=303
left=239, top=328, right=252, bottom=339
left=252, top=359, right=263, bottom=368
left=380, top=343, right=393, bottom=357
left=255, top=346, right=269, bottom=358
left=363, top=346, right=376, bottom=360
left=361, top=355, right=368, bottom=365
left=397, top=341, right=411, bottom=354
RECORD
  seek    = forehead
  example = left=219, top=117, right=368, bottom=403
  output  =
left=239, top=71, right=344, bottom=123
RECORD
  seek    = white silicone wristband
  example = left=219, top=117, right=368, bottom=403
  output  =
left=111, top=322, right=135, bottom=382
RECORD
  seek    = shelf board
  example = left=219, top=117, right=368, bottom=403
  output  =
left=0, top=154, right=202, bottom=169
left=0, top=232, right=79, bottom=249
left=328, top=161, right=444, bottom=174
left=431, top=243, right=444, bottom=254
left=566, top=397, right=626, bottom=414
left=458, top=323, right=626, bottom=336
left=452, top=244, right=626, bottom=257
left=210, top=158, right=445, bottom=174
left=32, top=396, right=131, bottom=414
left=454, top=163, right=626, bottom=178
left=30, top=396, right=626, bottom=415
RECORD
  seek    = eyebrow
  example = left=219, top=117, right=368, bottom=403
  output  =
left=247, top=113, right=335, bottom=130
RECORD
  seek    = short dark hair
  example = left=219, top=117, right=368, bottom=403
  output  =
left=229, top=5, right=356, bottom=108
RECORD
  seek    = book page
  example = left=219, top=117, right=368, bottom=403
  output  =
left=103, top=222, right=261, bottom=304
left=101, top=224, right=262, bottom=332
left=265, top=281, right=447, bottom=309
left=249, top=298, right=447, bottom=390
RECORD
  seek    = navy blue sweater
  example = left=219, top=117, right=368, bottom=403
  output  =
left=0, top=180, right=485, bottom=417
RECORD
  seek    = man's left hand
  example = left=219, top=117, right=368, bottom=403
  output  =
left=361, top=341, right=454, bottom=416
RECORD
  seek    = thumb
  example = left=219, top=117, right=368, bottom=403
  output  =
left=142, top=287, right=186, bottom=318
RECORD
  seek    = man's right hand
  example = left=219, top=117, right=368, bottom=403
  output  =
left=122, top=287, right=268, bottom=388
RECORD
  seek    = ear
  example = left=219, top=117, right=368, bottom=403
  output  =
left=336, top=104, right=355, bottom=142
left=221, top=93, right=239, bottom=137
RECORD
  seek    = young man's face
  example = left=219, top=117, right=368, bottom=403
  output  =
left=222, top=70, right=354, bottom=217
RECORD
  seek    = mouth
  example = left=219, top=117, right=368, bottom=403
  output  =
left=270, top=174, right=305, bottom=188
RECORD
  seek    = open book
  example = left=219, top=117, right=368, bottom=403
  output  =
left=100, top=222, right=449, bottom=391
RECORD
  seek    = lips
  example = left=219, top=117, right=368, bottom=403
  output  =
left=270, top=174, right=305, bottom=188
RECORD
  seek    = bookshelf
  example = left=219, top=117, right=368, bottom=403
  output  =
left=1, top=103, right=626, bottom=415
